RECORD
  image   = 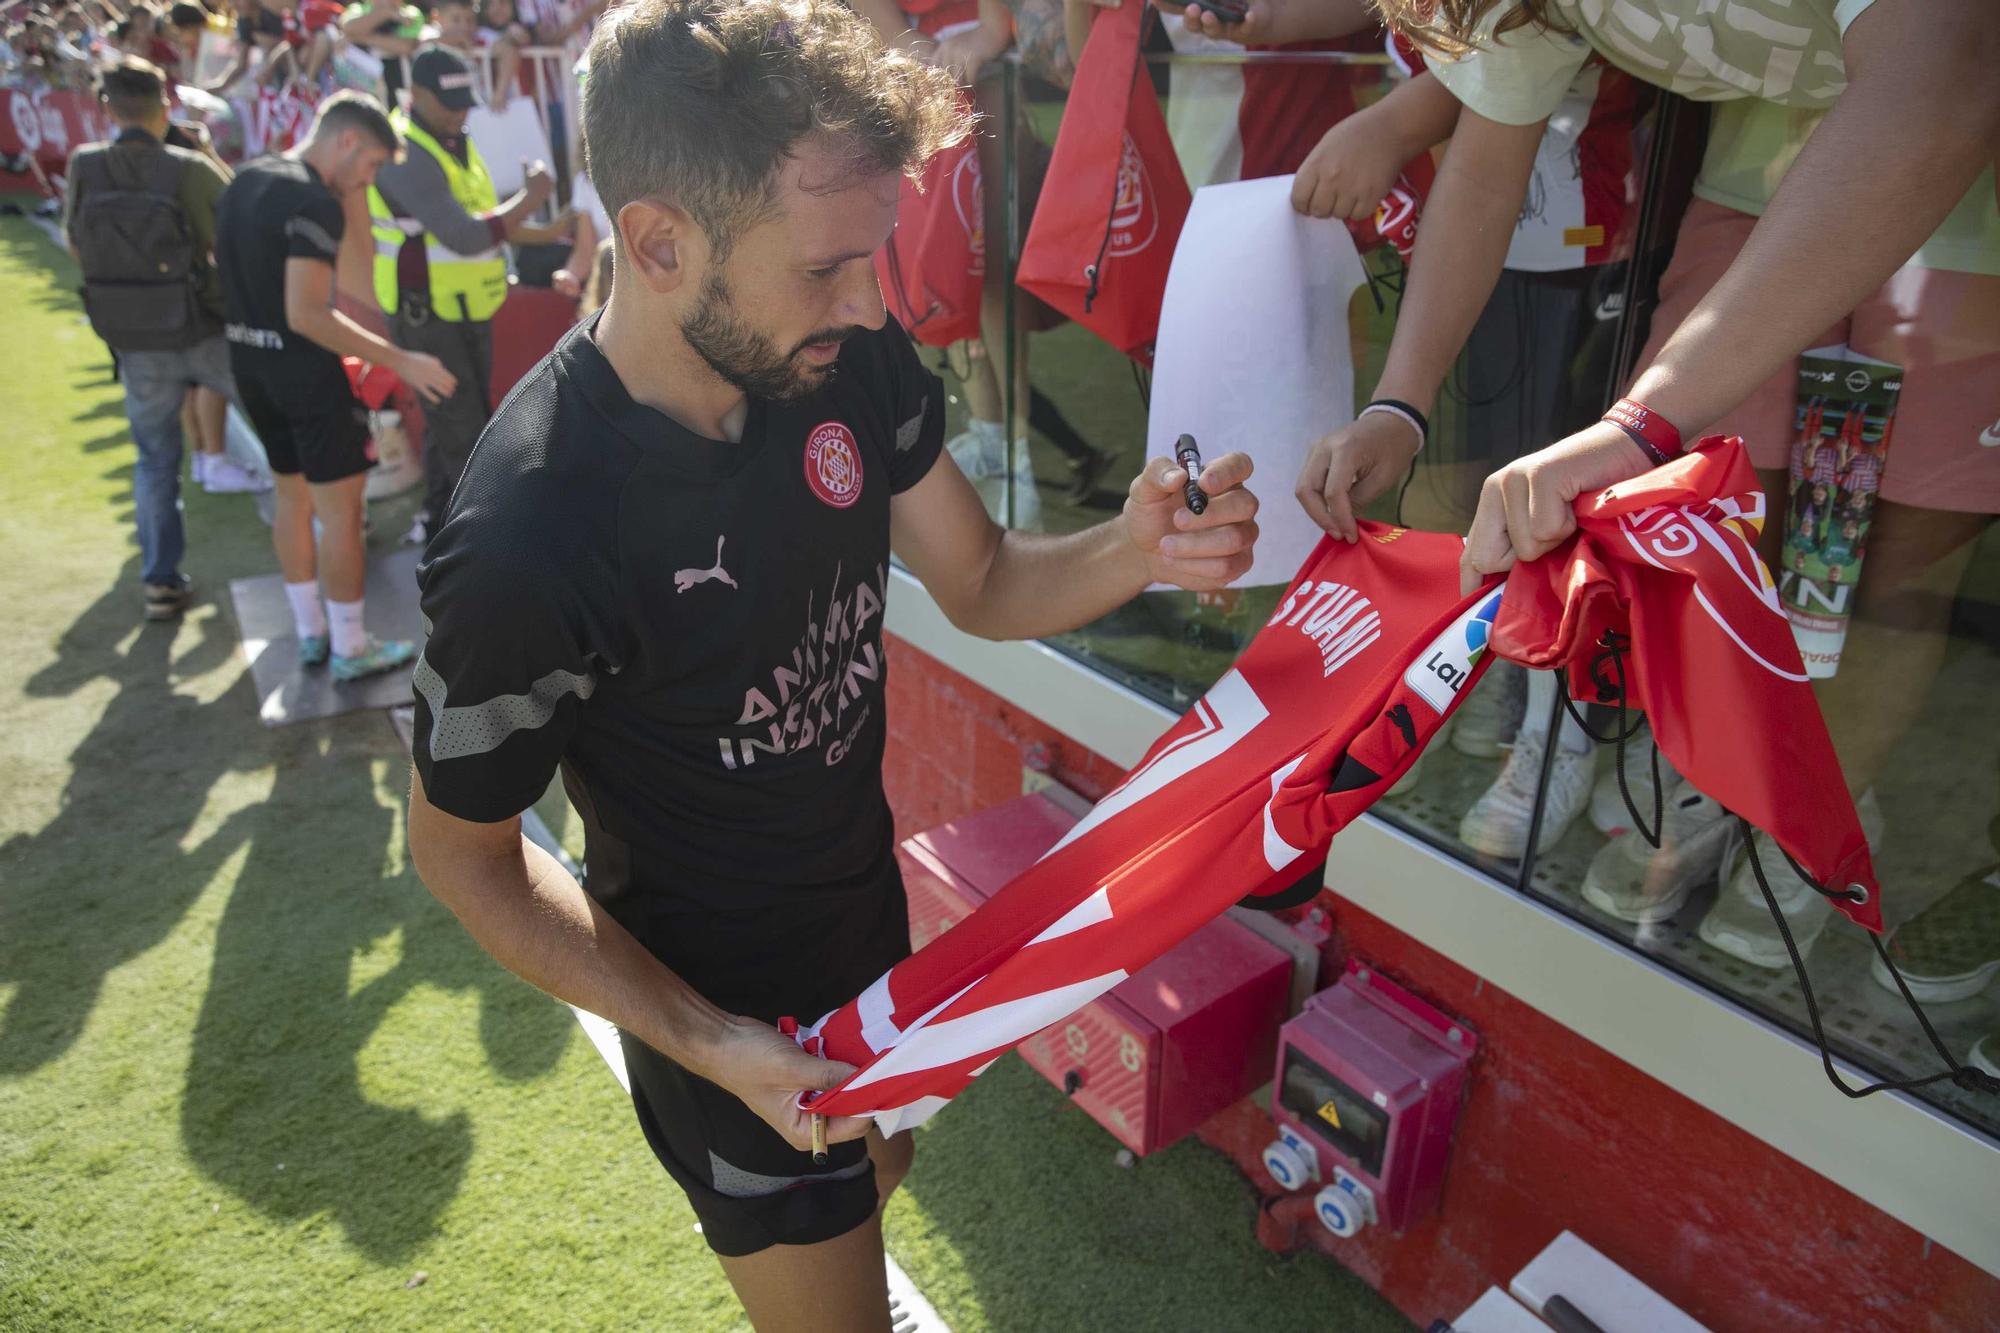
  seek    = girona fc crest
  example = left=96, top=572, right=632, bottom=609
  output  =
left=1107, top=133, right=1158, bottom=259
left=1617, top=493, right=1803, bottom=682
left=804, top=421, right=864, bottom=509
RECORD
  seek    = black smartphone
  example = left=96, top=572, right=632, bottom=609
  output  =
left=1187, top=0, right=1249, bottom=22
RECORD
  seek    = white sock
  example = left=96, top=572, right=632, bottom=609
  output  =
left=191, top=452, right=209, bottom=484
left=970, top=417, right=1004, bottom=448
left=284, top=581, right=328, bottom=640
left=327, top=598, right=368, bottom=659
left=1523, top=668, right=1593, bottom=755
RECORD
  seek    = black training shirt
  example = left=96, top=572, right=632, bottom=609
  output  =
left=412, top=314, right=946, bottom=955
left=214, top=155, right=349, bottom=395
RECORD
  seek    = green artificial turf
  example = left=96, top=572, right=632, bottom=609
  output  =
left=0, top=204, right=1410, bottom=1332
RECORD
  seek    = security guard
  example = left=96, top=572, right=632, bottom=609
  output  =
left=369, top=45, right=567, bottom=543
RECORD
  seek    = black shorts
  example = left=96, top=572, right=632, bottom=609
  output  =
left=617, top=871, right=912, bottom=1257
left=237, top=372, right=374, bottom=484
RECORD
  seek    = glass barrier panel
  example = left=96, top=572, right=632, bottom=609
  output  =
left=910, top=37, right=2000, bottom=1140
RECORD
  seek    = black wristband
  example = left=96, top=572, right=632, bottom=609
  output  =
left=1359, top=398, right=1429, bottom=450
left=1607, top=420, right=1673, bottom=468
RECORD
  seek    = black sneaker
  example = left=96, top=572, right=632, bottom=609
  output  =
left=143, top=574, right=195, bottom=622
left=1063, top=449, right=1120, bottom=506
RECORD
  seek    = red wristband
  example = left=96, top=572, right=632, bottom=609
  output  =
left=1603, top=398, right=1683, bottom=467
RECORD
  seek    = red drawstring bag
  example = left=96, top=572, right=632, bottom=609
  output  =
left=1494, top=435, right=1882, bottom=929
left=876, top=102, right=985, bottom=350
left=343, top=356, right=403, bottom=411
left=1015, top=0, right=1190, bottom=364
left=1349, top=151, right=1435, bottom=262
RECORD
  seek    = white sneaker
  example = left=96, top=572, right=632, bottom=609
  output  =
left=1589, top=726, right=1682, bottom=838
left=1581, top=778, right=1731, bottom=923
left=1972, top=1030, right=1999, bottom=1080
left=1450, top=659, right=1525, bottom=758
left=1699, top=790, right=1883, bottom=969
left=1458, top=733, right=1595, bottom=860
left=1007, top=438, right=1042, bottom=530
left=946, top=420, right=1007, bottom=480
left=201, top=454, right=273, bottom=494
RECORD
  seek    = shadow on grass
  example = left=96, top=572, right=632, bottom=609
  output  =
left=0, top=209, right=578, bottom=1265
left=177, top=715, right=576, bottom=1260
left=1, top=517, right=572, bottom=1266
left=0, top=220, right=99, bottom=321
left=0, top=574, right=257, bottom=1078
left=891, top=1057, right=1413, bottom=1332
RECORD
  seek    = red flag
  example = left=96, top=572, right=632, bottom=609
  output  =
left=802, top=525, right=1492, bottom=1130
left=1015, top=0, right=1190, bottom=364
left=1493, top=435, right=1882, bottom=929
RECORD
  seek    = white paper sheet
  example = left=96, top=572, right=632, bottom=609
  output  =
left=466, top=98, right=554, bottom=200
left=1147, top=174, right=1368, bottom=589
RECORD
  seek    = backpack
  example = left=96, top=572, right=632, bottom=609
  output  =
left=70, top=144, right=215, bottom=353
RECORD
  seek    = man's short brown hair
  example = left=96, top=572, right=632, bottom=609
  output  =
left=582, top=0, right=971, bottom=259
left=98, top=55, right=167, bottom=122
left=308, top=88, right=402, bottom=155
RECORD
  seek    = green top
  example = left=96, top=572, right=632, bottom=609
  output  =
left=1693, top=98, right=2000, bottom=277
left=1421, top=0, right=1996, bottom=277
left=63, top=131, right=232, bottom=317
left=1426, top=0, right=1876, bottom=125
left=342, top=1, right=427, bottom=41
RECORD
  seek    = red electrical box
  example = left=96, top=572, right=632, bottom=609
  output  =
left=1261, top=959, right=1477, bottom=1235
left=898, top=792, right=1293, bottom=1156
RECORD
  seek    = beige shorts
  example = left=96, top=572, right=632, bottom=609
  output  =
left=1638, top=199, right=2000, bottom=514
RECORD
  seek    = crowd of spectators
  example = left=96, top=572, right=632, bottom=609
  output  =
left=4, top=0, right=602, bottom=137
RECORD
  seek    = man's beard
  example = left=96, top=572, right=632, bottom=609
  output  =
left=682, top=271, right=856, bottom=404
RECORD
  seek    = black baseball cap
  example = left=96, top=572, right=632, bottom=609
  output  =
left=410, top=45, right=477, bottom=111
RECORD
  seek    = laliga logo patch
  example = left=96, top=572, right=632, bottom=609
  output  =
left=949, top=152, right=986, bottom=271
left=803, top=421, right=864, bottom=509
left=1404, top=588, right=1503, bottom=714
left=1107, top=134, right=1158, bottom=259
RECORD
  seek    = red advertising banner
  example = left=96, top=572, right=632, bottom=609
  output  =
left=1, top=88, right=113, bottom=191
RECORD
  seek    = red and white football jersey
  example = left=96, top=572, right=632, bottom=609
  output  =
left=800, top=439, right=1880, bottom=1133
left=801, top=524, right=1494, bottom=1132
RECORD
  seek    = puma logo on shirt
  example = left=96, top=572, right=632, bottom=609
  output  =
left=675, top=535, right=739, bottom=594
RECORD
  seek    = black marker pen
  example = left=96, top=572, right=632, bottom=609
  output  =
left=1175, top=434, right=1207, bottom=515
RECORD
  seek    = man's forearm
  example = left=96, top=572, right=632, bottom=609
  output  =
left=412, top=813, right=733, bottom=1071
left=291, top=302, right=405, bottom=367
left=1372, top=110, right=1542, bottom=411
left=487, top=186, right=544, bottom=240
left=952, top=517, right=1150, bottom=641
left=1628, top=1, right=2000, bottom=436
left=1377, top=72, right=1463, bottom=162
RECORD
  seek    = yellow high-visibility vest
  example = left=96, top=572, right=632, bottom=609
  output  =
left=367, top=111, right=507, bottom=322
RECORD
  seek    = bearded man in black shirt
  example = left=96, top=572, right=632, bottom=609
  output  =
left=405, top=0, right=1261, bottom=1325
